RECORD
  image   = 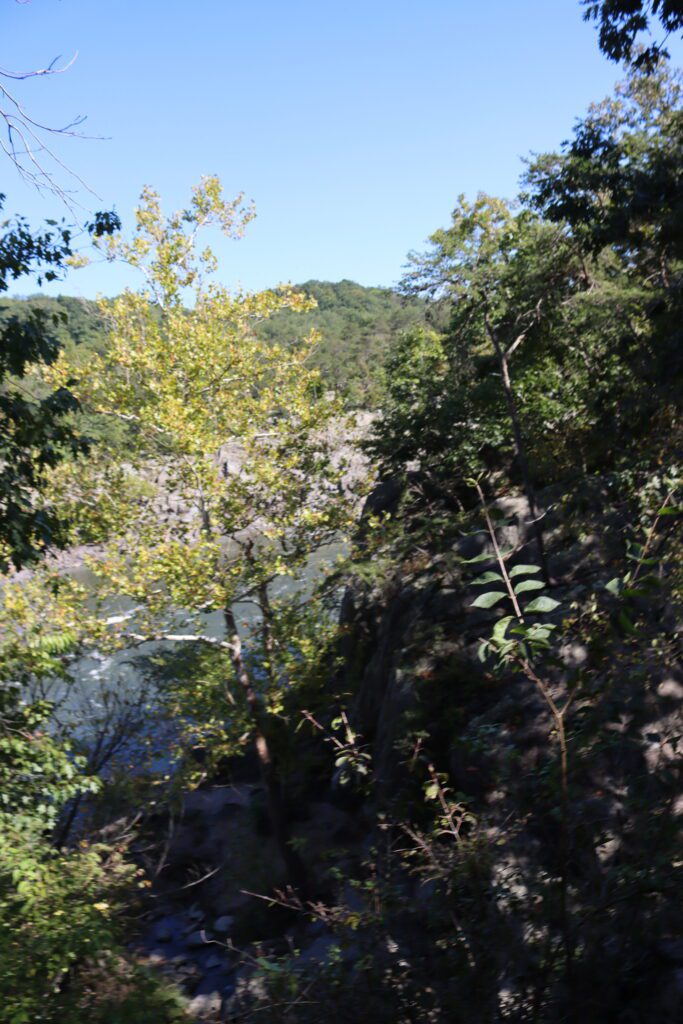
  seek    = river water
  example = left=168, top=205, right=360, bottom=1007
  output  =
left=35, top=539, right=346, bottom=780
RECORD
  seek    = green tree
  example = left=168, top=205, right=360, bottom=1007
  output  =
left=257, top=279, right=428, bottom=406
left=582, top=0, right=683, bottom=69
left=522, top=58, right=682, bottom=455
left=0, top=200, right=120, bottom=571
left=44, top=178, right=364, bottom=886
left=397, top=195, right=578, bottom=576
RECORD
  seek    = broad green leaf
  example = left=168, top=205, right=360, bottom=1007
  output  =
left=635, top=573, right=661, bottom=589
left=524, top=595, right=560, bottom=614
left=470, top=591, right=507, bottom=609
left=605, top=577, right=622, bottom=596
left=509, top=564, right=541, bottom=578
left=514, top=579, right=545, bottom=595
left=657, top=506, right=679, bottom=515
left=462, top=549, right=512, bottom=564
left=623, top=576, right=660, bottom=597
left=493, top=615, right=513, bottom=640
left=618, top=610, right=636, bottom=635
left=472, top=571, right=504, bottom=585
left=461, top=551, right=494, bottom=564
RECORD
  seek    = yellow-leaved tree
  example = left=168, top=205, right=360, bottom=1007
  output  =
left=39, top=177, right=366, bottom=886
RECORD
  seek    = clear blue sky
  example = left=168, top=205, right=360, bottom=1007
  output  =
left=3, top=0, right=679, bottom=297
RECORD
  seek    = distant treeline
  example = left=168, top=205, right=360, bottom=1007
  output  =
left=1, top=280, right=428, bottom=406
left=257, top=280, right=428, bottom=404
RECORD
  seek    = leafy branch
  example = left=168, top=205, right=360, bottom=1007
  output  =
left=467, top=477, right=573, bottom=969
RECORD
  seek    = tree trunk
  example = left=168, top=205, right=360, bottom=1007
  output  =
left=223, top=605, right=308, bottom=892
left=487, top=324, right=550, bottom=583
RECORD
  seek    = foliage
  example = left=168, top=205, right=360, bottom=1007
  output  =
left=5, top=277, right=427, bottom=416
left=0, top=198, right=187, bottom=1021
left=0, top=199, right=120, bottom=571
left=2, top=20, right=682, bottom=1024
left=371, top=62, right=682, bottom=497
left=39, top=177, right=369, bottom=885
left=257, top=279, right=428, bottom=406
left=0, top=820, right=126, bottom=1023
left=322, top=55, right=683, bottom=1023
left=523, top=59, right=682, bottom=266
left=0, top=808, right=188, bottom=1023
left=582, top=0, right=683, bottom=69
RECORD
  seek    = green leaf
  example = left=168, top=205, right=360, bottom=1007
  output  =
left=527, top=623, right=556, bottom=640
left=472, top=571, right=504, bottom=585
left=493, top=615, right=513, bottom=640
left=618, top=610, right=636, bottom=635
left=605, top=577, right=622, bottom=596
left=461, top=551, right=494, bottom=564
left=657, top=506, right=679, bottom=516
left=509, top=564, right=541, bottom=578
left=470, top=591, right=507, bottom=609
left=514, top=579, right=545, bottom=595
left=462, top=549, right=512, bottom=564
left=524, top=595, right=560, bottom=614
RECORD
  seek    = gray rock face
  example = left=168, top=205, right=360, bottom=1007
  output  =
left=154, top=922, right=173, bottom=943
left=204, top=954, right=226, bottom=970
left=188, top=991, right=222, bottom=1019
left=213, top=915, right=234, bottom=935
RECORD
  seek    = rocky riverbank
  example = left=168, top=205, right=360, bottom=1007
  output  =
left=132, top=779, right=367, bottom=1021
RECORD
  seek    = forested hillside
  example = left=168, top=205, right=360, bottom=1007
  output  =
left=257, top=280, right=428, bottom=404
left=0, top=294, right=110, bottom=358
left=1, top=280, right=427, bottom=407
left=1, top=3, right=681, bottom=1022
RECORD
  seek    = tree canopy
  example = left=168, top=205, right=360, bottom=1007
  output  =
left=582, top=0, right=683, bottom=68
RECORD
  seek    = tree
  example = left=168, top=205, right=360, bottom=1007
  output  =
left=398, top=195, right=578, bottom=578
left=523, top=59, right=683, bottom=444
left=582, top=1, right=683, bottom=70
left=44, top=177, right=363, bottom=887
left=0, top=199, right=120, bottom=572
left=524, top=60, right=682, bottom=273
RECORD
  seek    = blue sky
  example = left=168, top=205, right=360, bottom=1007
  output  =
left=3, top=0, right=680, bottom=297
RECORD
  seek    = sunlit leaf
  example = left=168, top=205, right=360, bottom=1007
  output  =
left=493, top=615, right=513, bottom=640
left=472, top=571, right=504, bottom=585
left=514, top=579, right=545, bottom=595
left=509, top=564, right=541, bottom=578
left=470, top=591, right=507, bottom=609
left=524, top=595, right=560, bottom=613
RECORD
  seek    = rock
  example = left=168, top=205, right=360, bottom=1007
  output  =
left=154, top=922, right=173, bottom=943
left=560, top=641, right=588, bottom=667
left=188, top=991, right=222, bottom=1018
left=224, top=891, right=251, bottom=914
left=658, top=677, right=683, bottom=700
left=204, top=954, right=225, bottom=970
left=183, top=784, right=252, bottom=820
left=224, top=970, right=268, bottom=1015
left=187, top=929, right=211, bottom=949
left=213, top=914, right=234, bottom=934
left=659, top=939, right=683, bottom=964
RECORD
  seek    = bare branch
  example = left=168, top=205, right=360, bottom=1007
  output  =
left=0, top=40, right=103, bottom=208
